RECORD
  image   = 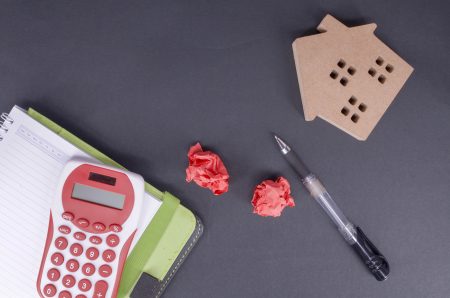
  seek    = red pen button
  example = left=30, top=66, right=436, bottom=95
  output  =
left=43, top=284, right=57, bottom=297
left=106, top=234, right=119, bottom=247
left=77, top=218, right=89, bottom=228
left=93, top=280, right=108, bottom=298
left=102, top=249, right=116, bottom=262
left=59, top=291, right=72, bottom=298
left=75, top=296, right=87, bottom=298
left=89, top=236, right=102, bottom=245
left=109, top=224, right=122, bottom=233
left=99, top=264, right=112, bottom=278
left=51, top=253, right=64, bottom=266
left=74, top=232, right=86, bottom=241
left=62, top=212, right=74, bottom=221
left=62, top=275, right=76, bottom=288
left=93, top=222, right=106, bottom=232
left=58, top=226, right=71, bottom=234
left=47, top=268, right=60, bottom=281
left=55, top=237, right=68, bottom=250
left=78, top=279, right=92, bottom=292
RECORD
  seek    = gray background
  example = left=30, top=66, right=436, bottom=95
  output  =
left=0, top=1, right=449, bottom=297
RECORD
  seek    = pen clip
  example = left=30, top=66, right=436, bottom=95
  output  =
left=352, top=227, right=390, bottom=281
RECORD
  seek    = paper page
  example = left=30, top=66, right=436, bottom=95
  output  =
left=0, top=106, right=161, bottom=296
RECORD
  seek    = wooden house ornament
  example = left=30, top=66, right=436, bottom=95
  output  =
left=292, top=14, right=413, bottom=140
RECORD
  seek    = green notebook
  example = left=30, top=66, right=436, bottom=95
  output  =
left=28, top=108, right=203, bottom=297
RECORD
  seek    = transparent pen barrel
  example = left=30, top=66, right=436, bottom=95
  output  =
left=303, top=175, right=357, bottom=244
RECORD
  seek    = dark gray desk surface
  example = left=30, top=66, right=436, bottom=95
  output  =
left=1, top=1, right=449, bottom=297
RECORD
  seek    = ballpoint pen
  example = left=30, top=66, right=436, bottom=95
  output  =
left=274, top=134, right=390, bottom=281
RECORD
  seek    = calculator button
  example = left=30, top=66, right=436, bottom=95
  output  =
left=86, top=247, right=99, bottom=260
left=74, top=232, right=86, bottom=241
left=66, top=259, right=79, bottom=272
left=81, top=263, right=95, bottom=276
left=102, top=249, right=116, bottom=262
left=76, top=218, right=89, bottom=228
left=106, top=234, right=119, bottom=247
left=59, top=291, right=72, bottom=298
left=51, top=253, right=64, bottom=266
left=58, top=226, right=71, bottom=234
left=93, top=222, right=106, bottom=232
left=93, top=280, right=108, bottom=298
left=43, top=284, right=57, bottom=297
left=62, top=212, right=74, bottom=221
left=55, top=237, right=68, bottom=250
left=47, top=268, right=60, bottom=281
left=62, top=275, right=76, bottom=288
left=89, top=236, right=102, bottom=245
left=98, top=265, right=112, bottom=278
left=109, top=224, right=122, bottom=233
left=78, top=279, right=92, bottom=292
left=70, top=243, right=83, bottom=257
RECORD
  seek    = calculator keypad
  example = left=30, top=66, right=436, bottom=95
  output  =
left=47, top=269, right=60, bottom=281
left=93, top=280, right=108, bottom=298
left=89, top=236, right=102, bottom=245
left=93, top=222, right=106, bottom=232
left=70, top=243, right=83, bottom=257
left=66, top=259, right=79, bottom=272
left=106, top=234, right=119, bottom=247
left=51, top=253, right=64, bottom=266
left=59, top=290, right=72, bottom=298
left=62, top=212, right=74, bottom=221
left=44, top=284, right=57, bottom=297
left=62, top=275, right=76, bottom=288
left=55, top=237, right=68, bottom=250
left=76, top=218, right=89, bottom=228
left=41, top=213, right=126, bottom=298
left=98, top=265, right=112, bottom=278
left=86, top=247, right=99, bottom=261
left=102, top=250, right=116, bottom=263
left=81, top=263, right=95, bottom=276
left=73, top=232, right=86, bottom=241
left=78, top=279, right=92, bottom=292
left=58, top=226, right=71, bottom=234
left=109, top=224, right=122, bottom=233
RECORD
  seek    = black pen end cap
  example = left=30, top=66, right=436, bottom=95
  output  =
left=352, top=227, right=390, bottom=281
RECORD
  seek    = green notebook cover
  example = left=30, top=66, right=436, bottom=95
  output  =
left=28, top=108, right=202, bottom=297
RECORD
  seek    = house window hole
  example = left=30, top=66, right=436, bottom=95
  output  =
left=351, top=114, right=360, bottom=123
left=347, top=66, right=356, bottom=75
left=376, top=56, right=384, bottom=66
left=330, top=70, right=338, bottom=79
left=385, top=64, right=394, bottom=73
left=348, top=96, right=357, bottom=105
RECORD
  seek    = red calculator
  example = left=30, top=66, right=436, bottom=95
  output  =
left=37, top=160, right=144, bottom=298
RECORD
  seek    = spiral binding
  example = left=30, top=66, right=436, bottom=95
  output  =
left=0, top=112, right=14, bottom=141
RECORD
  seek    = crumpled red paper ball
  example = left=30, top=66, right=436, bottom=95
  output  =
left=251, top=177, right=295, bottom=217
left=186, top=142, right=229, bottom=195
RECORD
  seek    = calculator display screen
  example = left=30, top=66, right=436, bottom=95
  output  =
left=72, top=183, right=125, bottom=209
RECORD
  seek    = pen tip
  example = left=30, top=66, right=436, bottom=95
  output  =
left=273, top=134, right=290, bottom=154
